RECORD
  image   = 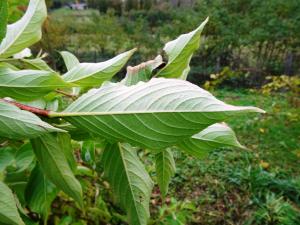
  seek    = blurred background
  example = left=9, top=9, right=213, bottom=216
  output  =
left=8, top=1, right=300, bottom=224
left=9, top=0, right=300, bottom=88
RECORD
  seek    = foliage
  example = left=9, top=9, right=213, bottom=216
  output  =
left=0, top=1, right=266, bottom=225
left=35, top=0, right=300, bottom=88
left=6, top=0, right=29, bottom=23
left=261, top=75, right=300, bottom=95
left=0, top=0, right=8, bottom=44
left=203, top=67, right=246, bottom=90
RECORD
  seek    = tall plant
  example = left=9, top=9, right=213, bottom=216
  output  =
left=0, top=0, right=264, bottom=224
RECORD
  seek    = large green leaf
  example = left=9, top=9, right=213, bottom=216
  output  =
left=25, top=164, right=58, bottom=220
left=31, top=133, right=82, bottom=206
left=157, top=18, right=208, bottom=78
left=0, top=0, right=8, bottom=44
left=102, top=143, right=153, bottom=225
left=55, top=78, right=264, bottom=150
left=0, top=67, right=71, bottom=101
left=0, top=0, right=47, bottom=58
left=122, top=55, right=163, bottom=86
left=61, top=49, right=136, bottom=87
left=155, top=149, right=175, bottom=197
left=178, top=123, right=245, bottom=159
left=60, top=51, right=80, bottom=71
left=0, top=181, right=25, bottom=225
left=0, top=101, right=62, bottom=139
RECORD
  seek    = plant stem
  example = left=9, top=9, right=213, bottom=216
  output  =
left=55, top=89, right=77, bottom=99
left=1, top=99, right=50, bottom=117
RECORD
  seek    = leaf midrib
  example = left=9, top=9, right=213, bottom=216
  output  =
left=56, top=107, right=262, bottom=117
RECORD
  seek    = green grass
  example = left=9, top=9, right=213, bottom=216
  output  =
left=216, top=89, right=300, bottom=172
left=158, top=89, right=300, bottom=225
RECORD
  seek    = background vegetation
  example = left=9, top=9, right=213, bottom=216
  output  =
left=4, top=0, right=300, bottom=224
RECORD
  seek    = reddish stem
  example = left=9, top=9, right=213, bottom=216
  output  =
left=1, top=99, right=50, bottom=117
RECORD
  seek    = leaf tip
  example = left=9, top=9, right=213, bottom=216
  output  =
left=251, top=107, right=266, bottom=114
left=198, top=17, right=209, bottom=31
left=235, top=106, right=265, bottom=114
left=128, top=47, right=138, bottom=55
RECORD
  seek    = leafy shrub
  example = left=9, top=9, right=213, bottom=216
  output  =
left=0, top=0, right=265, bottom=224
left=203, top=67, right=247, bottom=90
left=261, top=75, right=300, bottom=95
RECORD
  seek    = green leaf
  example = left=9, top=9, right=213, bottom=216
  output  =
left=155, top=149, right=175, bottom=197
left=0, top=62, right=20, bottom=70
left=102, top=143, right=153, bottom=225
left=61, top=49, right=136, bottom=87
left=178, top=123, right=245, bottom=159
left=0, top=147, right=15, bottom=173
left=0, top=0, right=8, bottom=44
left=60, top=51, right=81, bottom=95
left=14, top=143, right=35, bottom=172
left=60, top=51, right=80, bottom=71
left=122, top=55, right=163, bottom=86
left=0, top=0, right=47, bottom=58
left=56, top=78, right=264, bottom=150
left=0, top=144, right=34, bottom=205
left=0, top=181, right=25, bottom=225
left=31, top=133, right=82, bottom=206
left=25, top=164, right=58, bottom=220
left=0, top=67, right=71, bottom=101
left=21, top=58, right=55, bottom=72
left=57, top=133, right=77, bottom=172
left=0, top=101, right=63, bottom=139
left=157, top=18, right=208, bottom=78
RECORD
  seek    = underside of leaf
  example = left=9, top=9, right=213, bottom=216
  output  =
left=56, top=78, right=264, bottom=150
left=178, top=123, right=246, bottom=159
left=102, top=143, right=153, bottom=225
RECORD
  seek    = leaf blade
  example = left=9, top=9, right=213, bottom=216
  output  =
left=25, top=164, right=58, bottom=220
left=0, top=0, right=47, bottom=58
left=155, top=149, right=175, bottom=197
left=60, top=51, right=80, bottom=71
left=0, top=67, right=71, bottom=101
left=0, top=181, right=25, bottom=225
left=59, top=78, right=264, bottom=150
left=157, top=18, right=208, bottom=79
left=21, top=58, right=55, bottom=72
left=178, top=123, right=245, bottom=159
left=0, top=101, right=63, bottom=139
left=62, top=49, right=136, bottom=87
left=31, top=133, right=82, bottom=206
left=102, top=143, right=153, bottom=225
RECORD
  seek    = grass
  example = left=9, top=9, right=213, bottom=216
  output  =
left=157, top=89, right=300, bottom=225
